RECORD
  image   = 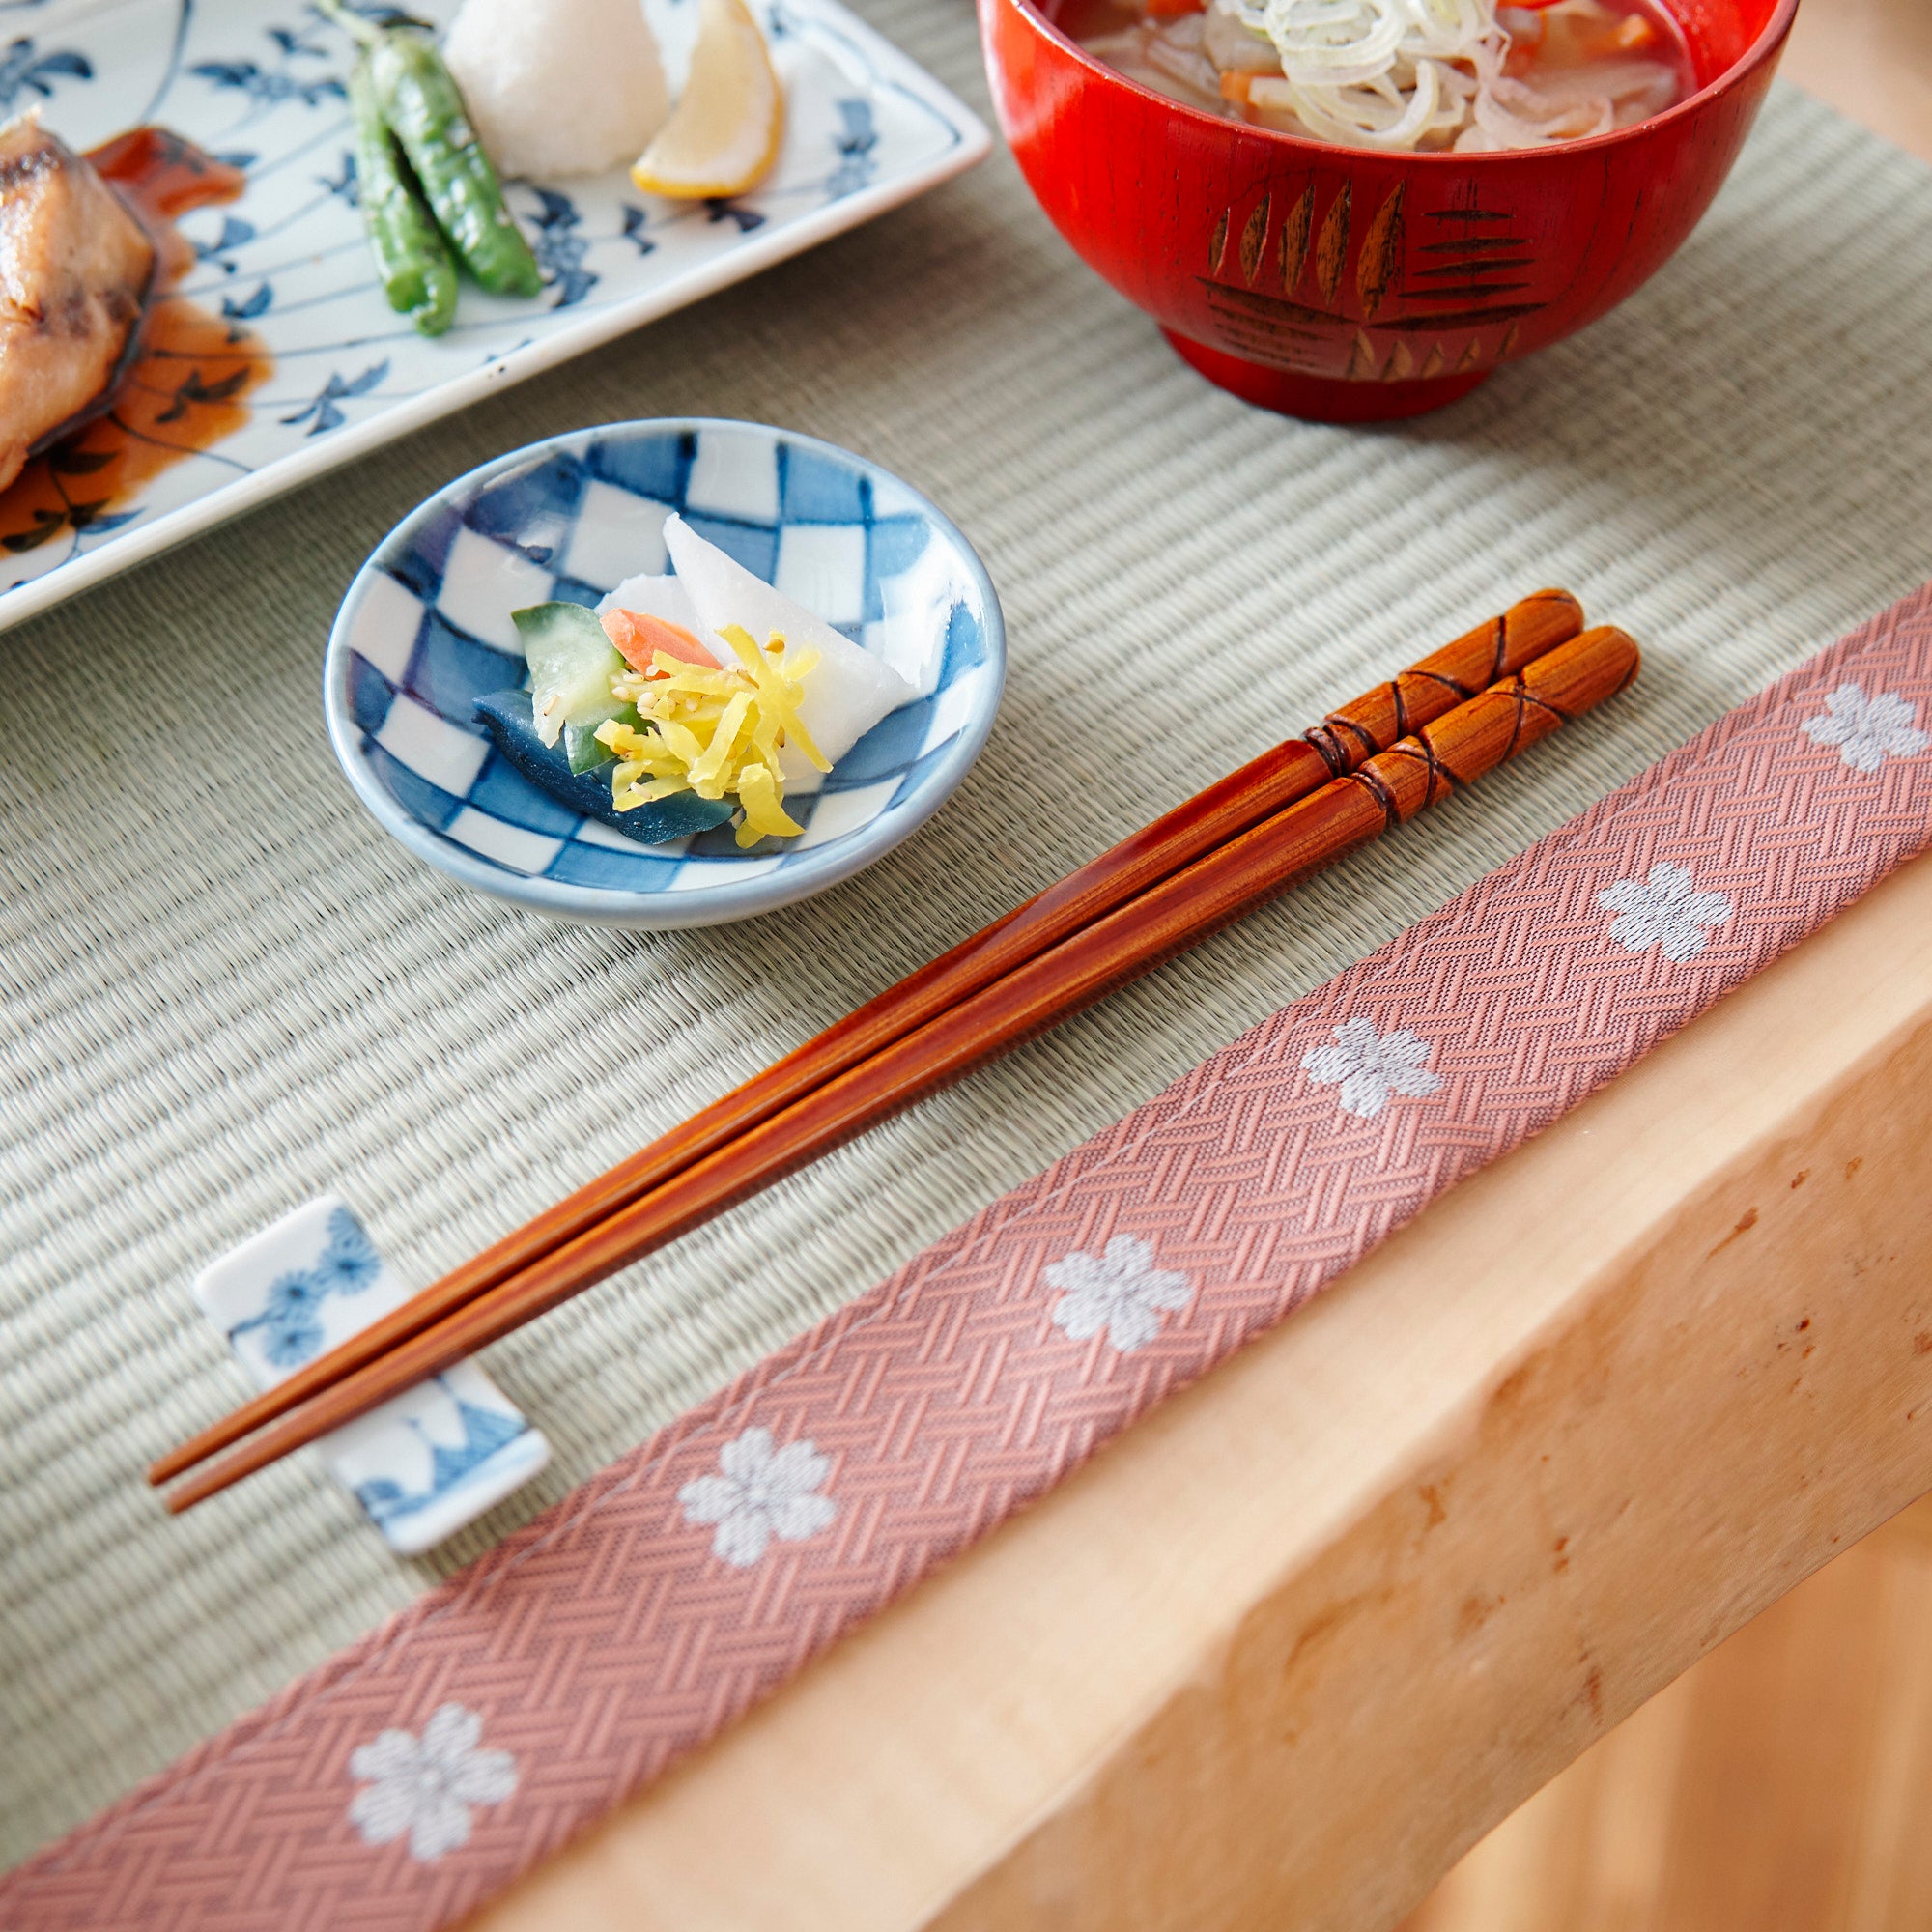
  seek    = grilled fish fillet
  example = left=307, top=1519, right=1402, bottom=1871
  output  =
left=0, top=113, right=155, bottom=492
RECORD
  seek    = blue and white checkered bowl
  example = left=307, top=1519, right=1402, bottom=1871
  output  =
left=324, top=419, right=1006, bottom=928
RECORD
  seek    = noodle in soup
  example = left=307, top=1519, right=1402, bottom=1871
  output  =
left=1068, top=0, right=1693, bottom=152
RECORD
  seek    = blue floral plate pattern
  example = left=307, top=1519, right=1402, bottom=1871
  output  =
left=0, top=0, right=988, bottom=633
left=324, top=417, right=1007, bottom=926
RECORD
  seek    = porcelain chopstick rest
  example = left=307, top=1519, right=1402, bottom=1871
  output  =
left=190, top=1196, right=549, bottom=1554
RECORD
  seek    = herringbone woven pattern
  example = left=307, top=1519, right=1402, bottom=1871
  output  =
left=7, top=589, right=1929, bottom=1931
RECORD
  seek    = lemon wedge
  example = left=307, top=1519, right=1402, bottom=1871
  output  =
left=631, top=0, right=783, bottom=200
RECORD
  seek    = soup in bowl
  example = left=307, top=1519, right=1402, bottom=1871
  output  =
left=979, top=0, right=1797, bottom=419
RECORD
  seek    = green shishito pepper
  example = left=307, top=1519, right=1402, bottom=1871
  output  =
left=322, top=0, right=542, bottom=299
left=347, top=58, right=457, bottom=334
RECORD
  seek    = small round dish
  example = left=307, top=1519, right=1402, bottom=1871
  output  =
left=325, top=419, right=1006, bottom=929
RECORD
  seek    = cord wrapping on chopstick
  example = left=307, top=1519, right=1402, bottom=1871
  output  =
left=1301, top=721, right=1352, bottom=777
left=1482, top=611, right=1511, bottom=683
left=1310, top=711, right=1383, bottom=769
left=1343, top=762, right=1407, bottom=832
left=1381, top=736, right=1456, bottom=811
left=1500, top=675, right=1576, bottom=757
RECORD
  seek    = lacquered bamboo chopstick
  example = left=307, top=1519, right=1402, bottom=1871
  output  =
left=150, top=590, right=1583, bottom=1491
left=161, top=623, right=1637, bottom=1511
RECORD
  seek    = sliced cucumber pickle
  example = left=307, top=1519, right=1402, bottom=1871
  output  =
left=474, top=690, right=734, bottom=846
left=513, top=600, right=627, bottom=748
left=565, top=703, right=643, bottom=775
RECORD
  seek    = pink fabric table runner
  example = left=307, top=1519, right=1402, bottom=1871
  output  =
left=11, top=584, right=1932, bottom=1929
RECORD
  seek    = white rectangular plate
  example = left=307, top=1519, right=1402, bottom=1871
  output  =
left=0, top=0, right=989, bottom=632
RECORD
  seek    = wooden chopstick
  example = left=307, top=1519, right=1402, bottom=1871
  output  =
left=160, top=622, right=1637, bottom=1511
left=150, top=590, right=1582, bottom=1491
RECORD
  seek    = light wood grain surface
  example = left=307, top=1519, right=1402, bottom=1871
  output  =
left=1402, top=11, right=1932, bottom=1926
left=1403, top=1493, right=1932, bottom=1932
left=462, top=14, right=1932, bottom=1931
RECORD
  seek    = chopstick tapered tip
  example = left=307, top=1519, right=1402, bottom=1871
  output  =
left=149, top=1422, right=239, bottom=1485
left=158, top=1455, right=240, bottom=1514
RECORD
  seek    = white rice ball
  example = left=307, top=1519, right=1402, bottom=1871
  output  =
left=443, top=0, right=669, bottom=180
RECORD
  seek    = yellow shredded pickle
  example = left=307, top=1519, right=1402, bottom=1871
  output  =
left=596, top=625, right=825, bottom=845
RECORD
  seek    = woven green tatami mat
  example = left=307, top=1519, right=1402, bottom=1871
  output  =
left=4, top=0, right=1929, bottom=1862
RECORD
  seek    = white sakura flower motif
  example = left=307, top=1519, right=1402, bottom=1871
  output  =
left=1800, top=681, right=1929, bottom=774
left=1300, top=1018, right=1444, bottom=1120
left=678, top=1425, right=837, bottom=1568
left=347, top=1703, right=517, bottom=1863
left=1596, top=861, right=1734, bottom=962
left=1044, top=1235, right=1192, bottom=1353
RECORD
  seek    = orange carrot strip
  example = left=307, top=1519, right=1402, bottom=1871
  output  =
left=602, top=607, right=718, bottom=674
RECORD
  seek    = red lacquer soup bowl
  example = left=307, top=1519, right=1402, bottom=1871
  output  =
left=979, top=0, right=1798, bottom=420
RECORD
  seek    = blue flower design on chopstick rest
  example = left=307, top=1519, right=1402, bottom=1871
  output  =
left=232, top=1271, right=330, bottom=1367
left=223, top=1203, right=379, bottom=1365
left=191, top=1195, right=550, bottom=1554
